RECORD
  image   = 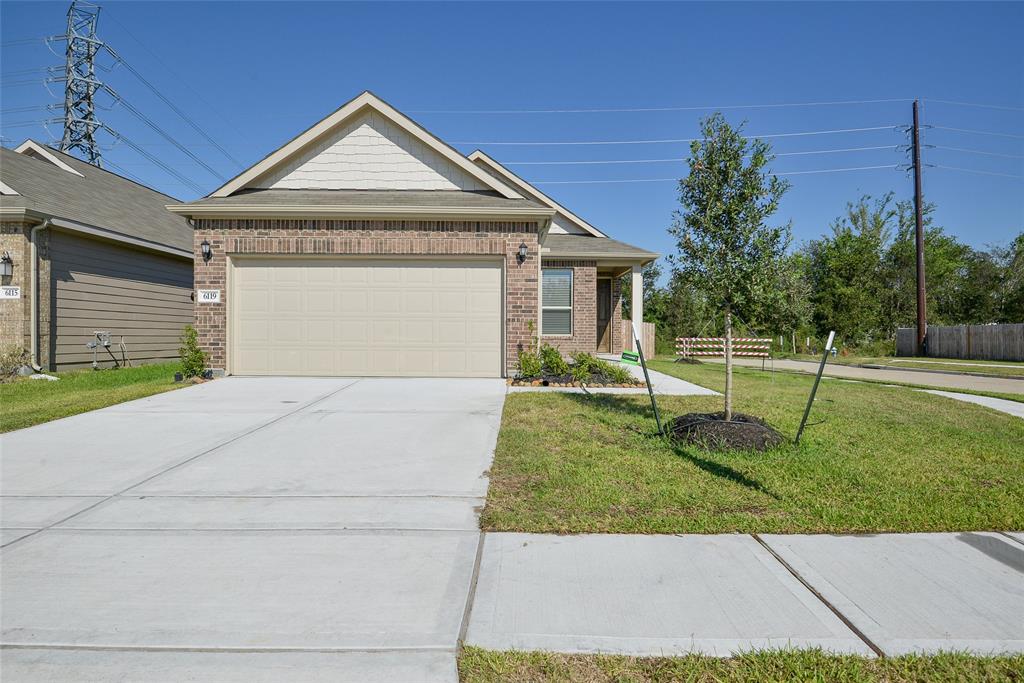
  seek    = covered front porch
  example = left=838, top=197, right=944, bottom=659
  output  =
left=538, top=235, right=657, bottom=357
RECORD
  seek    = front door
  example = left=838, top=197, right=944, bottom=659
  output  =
left=596, top=278, right=612, bottom=353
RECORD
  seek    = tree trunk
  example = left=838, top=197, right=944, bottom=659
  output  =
left=724, top=306, right=733, bottom=421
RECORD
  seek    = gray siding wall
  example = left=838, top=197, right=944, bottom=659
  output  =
left=49, top=230, right=193, bottom=370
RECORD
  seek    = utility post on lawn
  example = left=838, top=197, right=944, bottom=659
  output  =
left=912, top=99, right=928, bottom=356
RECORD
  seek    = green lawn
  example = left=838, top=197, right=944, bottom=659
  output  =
left=480, top=361, right=1024, bottom=534
left=0, top=362, right=184, bottom=433
left=777, top=352, right=1024, bottom=378
left=459, top=647, right=1024, bottom=683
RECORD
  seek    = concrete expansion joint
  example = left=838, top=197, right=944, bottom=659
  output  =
left=456, top=532, right=487, bottom=655
left=997, top=531, right=1024, bottom=547
left=0, top=644, right=456, bottom=655
left=750, top=533, right=887, bottom=658
left=0, top=380, right=363, bottom=551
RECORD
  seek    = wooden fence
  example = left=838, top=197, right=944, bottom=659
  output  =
left=896, top=324, right=1024, bottom=361
left=622, top=320, right=656, bottom=355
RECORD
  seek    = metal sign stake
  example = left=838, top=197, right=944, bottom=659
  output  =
left=795, top=330, right=835, bottom=445
left=633, top=322, right=663, bottom=436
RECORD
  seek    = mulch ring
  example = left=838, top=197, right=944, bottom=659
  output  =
left=667, top=412, right=785, bottom=452
left=509, top=373, right=643, bottom=388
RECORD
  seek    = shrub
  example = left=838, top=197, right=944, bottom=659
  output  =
left=570, top=352, right=597, bottom=383
left=0, top=344, right=28, bottom=381
left=539, top=344, right=570, bottom=376
left=517, top=350, right=542, bottom=378
left=179, top=325, right=207, bottom=378
left=570, top=352, right=636, bottom=384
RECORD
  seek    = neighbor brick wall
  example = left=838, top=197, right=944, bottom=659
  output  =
left=0, top=222, right=30, bottom=352
left=0, top=221, right=52, bottom=368
left=192, top=219, right=540, bottom=376
left=540, top=259, right=597, bottom=356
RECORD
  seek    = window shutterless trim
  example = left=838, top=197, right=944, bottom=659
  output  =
left=541, top=267, right=573, bottom=336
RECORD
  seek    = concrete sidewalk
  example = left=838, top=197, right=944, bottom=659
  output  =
left=712, top=357, right=1024, bottom=395
left=509, top=364, right=719, bottom=396
left=466, top=531, right=1024, bottom=658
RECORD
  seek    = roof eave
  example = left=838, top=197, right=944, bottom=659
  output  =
left=167, top=203, right=556, bottom=222
left=542, top=251, right=659, bottom=263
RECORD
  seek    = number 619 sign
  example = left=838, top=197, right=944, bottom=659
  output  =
left=197, top=289, right=221, bottom=303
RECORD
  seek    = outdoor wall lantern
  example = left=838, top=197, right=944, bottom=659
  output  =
left=200, top=239, right=212, bottom=263
left=0, top=251, right=13, bottom=279
left=517, top=242, right=528, bottom=264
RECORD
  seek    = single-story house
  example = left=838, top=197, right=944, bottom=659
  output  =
left=0, top=141, right=193, bottom=371
left=169, top=91, right=657, bottom=378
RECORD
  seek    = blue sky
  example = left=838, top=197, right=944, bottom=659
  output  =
left=2, top=1, right=1022, bottom=268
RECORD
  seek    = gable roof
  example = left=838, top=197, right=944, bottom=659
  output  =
left=468, top=150, right=607, bottom=238
left=210, top=91, right=523, bottom=200
left=0, top=143, right=192, bottom=254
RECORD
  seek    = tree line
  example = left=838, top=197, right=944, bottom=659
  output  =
left=626, top=155, right=1023, bottom=355
left=624, top=111, right=1021, bottom=420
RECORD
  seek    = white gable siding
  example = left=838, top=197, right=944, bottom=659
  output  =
left=548, top=213, right=592, bottom=235
left=253, top=111, right=488, bottom=191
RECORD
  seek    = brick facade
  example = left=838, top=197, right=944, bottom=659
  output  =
left=0, top=221, right=51, bottom=367
left=540, top=259, right=602, bottom=357
left=192, top=218, right=540, bottom=376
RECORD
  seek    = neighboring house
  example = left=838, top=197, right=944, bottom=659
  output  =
left=169, top=91, right=657, bottom=378
left=0, top=141, right=193, bottom=371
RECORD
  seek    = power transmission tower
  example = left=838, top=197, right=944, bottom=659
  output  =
left=58, top=0, right=105, bottom=166
left=911, top=100, right=927, bottom=355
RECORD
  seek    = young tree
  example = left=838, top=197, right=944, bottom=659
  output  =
left=669, top=113, right=790, bottom=420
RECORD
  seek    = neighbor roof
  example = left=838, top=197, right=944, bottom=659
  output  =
left=543, top=234, right=659, bottom=262
left=0, top=143, right=192, bottom=253
left=171, top=188, right=553, bottom=220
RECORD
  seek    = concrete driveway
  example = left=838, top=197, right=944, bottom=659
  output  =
left=1, top=377, right=506, bottom=682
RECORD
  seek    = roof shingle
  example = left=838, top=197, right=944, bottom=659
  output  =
left=0, top=145, right=192, bottom=252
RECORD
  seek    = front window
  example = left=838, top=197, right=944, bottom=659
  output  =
left=542, top=268, right=573, bottom=335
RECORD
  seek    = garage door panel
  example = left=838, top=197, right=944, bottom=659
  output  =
left=340, top=321, right=370, bottom=343
left=372, top=290, right=401, bottom=313
left=403, top=320, right=435, bottom=344
left=470, top=320, right=500, bottom=345
left=339, top=291, right=368, bottom=312
left=232, top=259, right=502, bottom=377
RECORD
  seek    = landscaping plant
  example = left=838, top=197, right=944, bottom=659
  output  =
left=178, top=325, right=207, bottom=379
left=517, top=349, right=542, bottom=378
left=0, top=344, right=28, bottom=382
left=539, top=344, right=570, bottom=376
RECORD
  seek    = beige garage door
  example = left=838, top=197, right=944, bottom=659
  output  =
left=231, top=258, right=502, bottom=377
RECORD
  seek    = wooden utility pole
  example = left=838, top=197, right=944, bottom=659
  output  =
left=912, top=99, right=927, bottom=356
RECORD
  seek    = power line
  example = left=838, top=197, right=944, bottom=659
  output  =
left=932, top=145, right=1024, bottom=160
left=455, top=125, right=901, bottom=146
left=0, top=37, right=50, bottom=47
left=103, top=5, right=244, bottom=166
left=932, top=165, right=1023, bottom=179
left=932, top=126, right=1024, bottom=140
left=502, top=145, right=898, bottom=165
left=531, top=164, right=900, bottom=184
left=0, top=105, right=56, bottom=115
left=105, top=86, right=225, bottom=180
left=102, top=125, right=205, bottom=193
left=104, top=46, right=244, bottom=168
left=925, top=98, right=1024, bottom=113
left=411, top=97, right=912, bottom=114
